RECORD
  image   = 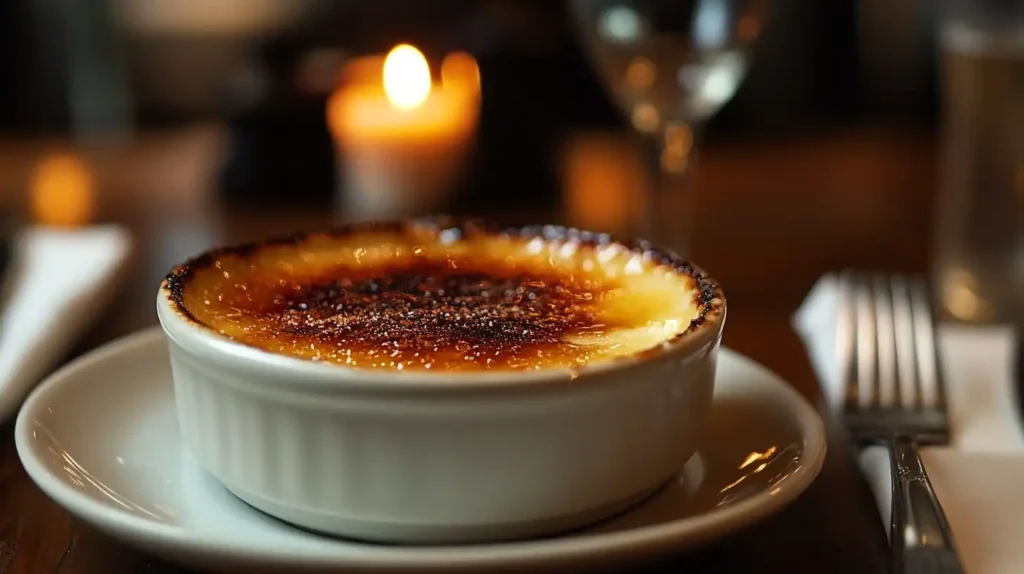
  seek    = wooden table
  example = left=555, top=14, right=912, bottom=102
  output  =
left=0, top=125, right=937, bottom=573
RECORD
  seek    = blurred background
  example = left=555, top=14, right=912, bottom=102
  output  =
left=0, top=0, right=1016, bottom=333
left=0, top=0, right=939, bottom=135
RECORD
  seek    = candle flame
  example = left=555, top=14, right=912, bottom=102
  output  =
left=383, top=44, right=431, bottom=110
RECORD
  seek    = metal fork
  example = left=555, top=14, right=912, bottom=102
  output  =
left=837, top=272, right=964, bottom=574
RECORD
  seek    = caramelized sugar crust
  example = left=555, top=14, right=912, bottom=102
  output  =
left=165, top=220, right=723, bottom=372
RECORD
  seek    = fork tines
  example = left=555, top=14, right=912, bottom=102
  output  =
left=837, top=272, right=949, bottom=442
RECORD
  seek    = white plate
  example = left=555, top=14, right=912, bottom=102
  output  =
left=15, top=328, right=826, bottom=573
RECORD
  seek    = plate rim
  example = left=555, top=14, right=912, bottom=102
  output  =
left=15, top=327, right=827, bottom=570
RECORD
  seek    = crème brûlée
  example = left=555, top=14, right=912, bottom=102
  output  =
left=164, top=221, right=724, bottom=372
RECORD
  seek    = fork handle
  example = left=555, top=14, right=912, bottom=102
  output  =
left=888, top=435, right=964, bottom=574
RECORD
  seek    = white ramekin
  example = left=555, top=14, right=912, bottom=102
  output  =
left=156, top=226, right=726, bottom=544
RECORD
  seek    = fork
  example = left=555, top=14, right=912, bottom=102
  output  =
left=837, top=272, right=965, bottom=574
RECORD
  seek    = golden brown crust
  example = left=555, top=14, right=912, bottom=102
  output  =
left=162, top=217, right=725, bottom=371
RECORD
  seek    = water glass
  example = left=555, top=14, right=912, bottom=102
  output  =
left=933, top=0, right=1024, bottom=323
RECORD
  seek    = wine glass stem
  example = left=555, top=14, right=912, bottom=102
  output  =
left=640, top=120, right=701, bottom=257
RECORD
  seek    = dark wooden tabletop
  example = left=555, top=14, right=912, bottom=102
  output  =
left=0, top=125, right=937, bottom=573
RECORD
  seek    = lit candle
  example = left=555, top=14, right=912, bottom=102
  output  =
left=327, top=44, right=480, bottom=220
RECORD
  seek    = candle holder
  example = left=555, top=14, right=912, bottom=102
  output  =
left=327, top=44, right=480, bottom=222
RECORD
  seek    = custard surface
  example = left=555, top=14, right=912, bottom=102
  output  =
left=172, top=228, right=702, bottom=371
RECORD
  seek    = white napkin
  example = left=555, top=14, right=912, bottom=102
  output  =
left=795, top=274, right=1024, bottom=574
left=0, top=225, right=133, bottom=423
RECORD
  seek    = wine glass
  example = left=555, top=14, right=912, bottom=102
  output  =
left=567, top=0, right=770, bottom=255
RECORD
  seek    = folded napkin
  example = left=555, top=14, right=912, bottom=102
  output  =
left=795, top=274, right=1024, bottom=574
left=0, top=225, right=133, bottom=423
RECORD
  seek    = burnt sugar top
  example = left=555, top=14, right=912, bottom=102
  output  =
left=164, top=219, right=724, bottom=372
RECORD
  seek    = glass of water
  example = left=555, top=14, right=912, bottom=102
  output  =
left=566, top=0, right=770, bottom=255
left=934, top=0, right=1024, bottom=323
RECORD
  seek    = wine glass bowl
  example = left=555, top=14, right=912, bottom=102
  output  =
left=570, top=0, right=768, bottom=131
left=567, top=0, right=770, bottom=253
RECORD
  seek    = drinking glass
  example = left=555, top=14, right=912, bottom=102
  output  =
left=933, top=0, right=1024, bottom=323
left=567, top=0, right=770, bottom=255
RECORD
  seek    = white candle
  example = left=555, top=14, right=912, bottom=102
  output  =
left=327, top=44, right=480, bottom=220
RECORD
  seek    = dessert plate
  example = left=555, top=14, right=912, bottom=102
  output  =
left=15, top=328, right=826, bottom=573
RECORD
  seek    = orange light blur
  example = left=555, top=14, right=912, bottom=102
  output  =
left=30, top=154, right=96, bottom=227
left=562, top=134, right=648, bottom=234
left=441, top=51, right=481, bottom=95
